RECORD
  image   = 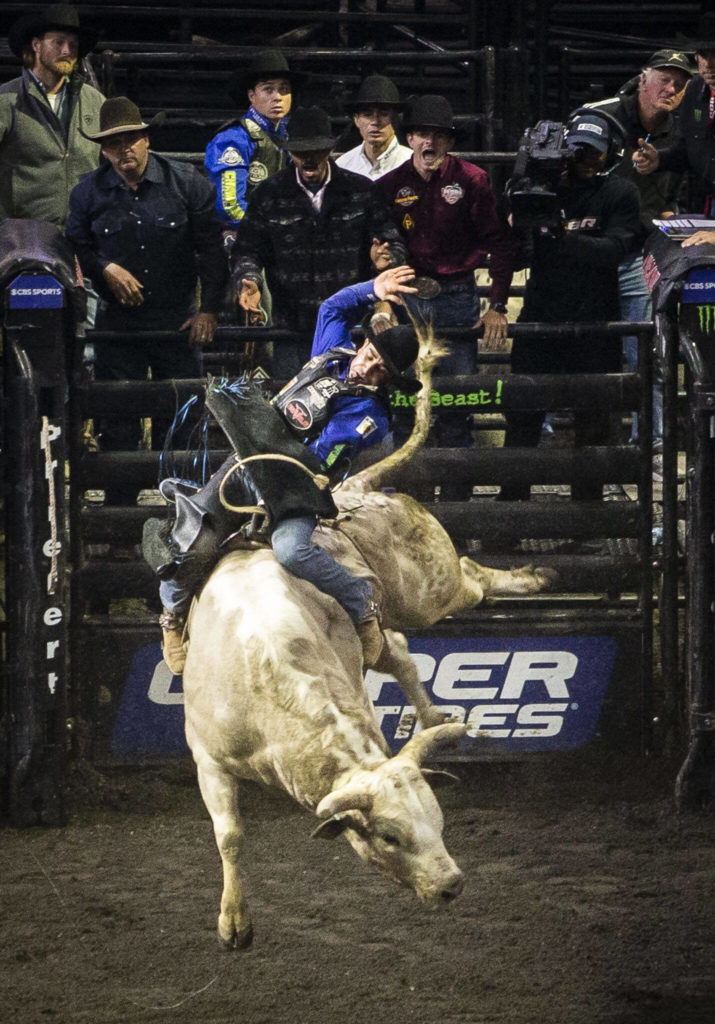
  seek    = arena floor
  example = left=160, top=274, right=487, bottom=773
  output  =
left=2, top=752, right=714, bottom=1024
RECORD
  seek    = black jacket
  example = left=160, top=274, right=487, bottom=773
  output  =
left=232, top=161, right=406, bottom=338
left=521, top=171, right=641, bottom=325
left=658, top=76, right=715, bottom=214
left=588, top=87, right=685, bottom=235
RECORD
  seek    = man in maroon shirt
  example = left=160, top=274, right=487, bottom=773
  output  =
left=379, top=94, right=515, bottom=449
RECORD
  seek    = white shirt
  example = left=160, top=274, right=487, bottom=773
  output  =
left=295, top=163, right=331, bottom=213
left=336, top=136, right=412, bottom=180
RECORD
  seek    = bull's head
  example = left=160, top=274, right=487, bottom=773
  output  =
left=311, top=723, right=467, bottom=906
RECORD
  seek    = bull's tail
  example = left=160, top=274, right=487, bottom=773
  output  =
left=348, top=321, right=449, bottom=492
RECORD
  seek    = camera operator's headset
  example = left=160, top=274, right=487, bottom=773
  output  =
left=565, top=106, right=628, bottom=172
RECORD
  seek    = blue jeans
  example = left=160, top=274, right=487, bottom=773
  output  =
left=619, top=255, right=661, bottom=444
left=271, top=516, right=372, bottom=624
left=160, top=515, right=373, bottom=623
left=402, top=283, right=481, bottom=447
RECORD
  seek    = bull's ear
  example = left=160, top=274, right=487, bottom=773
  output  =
left=421, top=768, right=461, bottom=788
left=310, top=812, right=369, bottom=841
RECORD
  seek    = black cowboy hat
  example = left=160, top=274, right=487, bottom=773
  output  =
left=83, top=97, right=165, bottom=141
left=402, top=94, right=456, bottom=134
left=8, top=3, right=98, bottom=59
left=344, top=74, right=406, bottom=113
left=677, top=13, right=715, bottom=53
left=365, top=323, right=422, bottom=394
left=229, top=48, right=306, bottom=105
left=279, top=106, right=336, bottom=152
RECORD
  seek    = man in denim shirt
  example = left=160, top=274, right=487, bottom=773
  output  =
left=66, top=97, right=226, bottom=502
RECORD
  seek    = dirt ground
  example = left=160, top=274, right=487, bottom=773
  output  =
left=2, top=750, right=715, bottom=1024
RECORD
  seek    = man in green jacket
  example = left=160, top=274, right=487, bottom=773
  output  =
left=0, top=4, right=104, bottom=226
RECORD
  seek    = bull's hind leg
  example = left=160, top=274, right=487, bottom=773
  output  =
left=456, top=556, right=556, bottom=605
left=377, top=630, right=446, bottom=729
left=195, top=757, right=253, bottom=950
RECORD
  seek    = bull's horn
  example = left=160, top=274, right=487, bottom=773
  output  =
left=316, top=783, right=373, bottom=820
left=399, top=723, right=468, bottom=766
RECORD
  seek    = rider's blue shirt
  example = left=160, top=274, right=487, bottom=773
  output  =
left=308, top=280, right=390, bottom=473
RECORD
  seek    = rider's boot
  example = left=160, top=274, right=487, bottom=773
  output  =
left=159, top=608, right=187, bottom=675
left=356, top=600, right=387, bottom=669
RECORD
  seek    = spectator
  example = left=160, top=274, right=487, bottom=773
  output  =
left=0, top=3, right=103, bottom=226
left=66, top=97, right=226, bottom=503
left=589, top=50, right=695, bottom=455
left=205, top=49, right=303, bottom=232
left=378, top=93, right=515, bottom=452
left=336, top=74, right=411, bottom=180
left=155, top=265, right=420, bottom=675
left=634, top=14, right=715, bottom=239
left=232, top=105, right=406, bottom=378
left=496, top=111, right=641, bottom=522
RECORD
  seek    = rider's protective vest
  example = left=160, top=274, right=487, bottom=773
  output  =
left=272, top=347, right=379, bottom=440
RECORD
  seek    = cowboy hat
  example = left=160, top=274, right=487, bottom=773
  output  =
left=8, top=4, right=98, bottom=59
left=402, top=94, right=456, bottom=134
left=279, top=106, right=336, bottom=153
left=229, top=48, right=306, bottom=105
left=363, top=323, right=422, bottom=394
left=83, top=97, right=165, bottom=141
left=344, top=75, right=406, bottom=113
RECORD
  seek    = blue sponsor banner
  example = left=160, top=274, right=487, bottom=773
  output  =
left=8, top=274, right=64, bottom=308
left=681, top=268, right=715, bottom=304
left=112, top=635, right=616, bottom=758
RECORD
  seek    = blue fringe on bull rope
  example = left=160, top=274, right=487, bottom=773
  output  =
left=159, top=375, right=252, bottom=488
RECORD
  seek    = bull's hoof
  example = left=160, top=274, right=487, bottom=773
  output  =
left=218, top=922, right=254, bottom=951
left=533, top=566, right=559, bottom=589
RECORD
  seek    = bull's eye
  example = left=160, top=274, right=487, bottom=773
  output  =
left=377, top=830, right=401, bottom=848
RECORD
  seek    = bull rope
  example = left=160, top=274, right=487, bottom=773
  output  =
left=218, top=452, right=330, bottom=514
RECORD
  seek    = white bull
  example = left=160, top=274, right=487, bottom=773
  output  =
left=183, top=327, right=553, bottom=947
left=184, top=551, right=467, bottom=949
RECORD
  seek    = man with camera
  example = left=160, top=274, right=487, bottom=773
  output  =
left=499, top=110, right=641, bottom=505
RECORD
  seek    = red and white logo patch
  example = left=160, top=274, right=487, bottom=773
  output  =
left=285, top=400, right=313, bottom=431
left=441, top=183, right=464, bottom=205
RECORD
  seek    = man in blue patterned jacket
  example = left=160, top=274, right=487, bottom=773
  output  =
left=204, top=49, right=302, bottom=232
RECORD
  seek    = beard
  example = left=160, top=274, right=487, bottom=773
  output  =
left=41, top=55, right=77, bottom=79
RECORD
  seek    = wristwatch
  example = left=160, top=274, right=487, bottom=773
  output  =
left=489, top=303, right=508, bottom=314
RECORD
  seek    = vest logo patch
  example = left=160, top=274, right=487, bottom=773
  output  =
left=218, top=146, right=243, bottom=166
left=355, top=416, right=378, bottom=438
left=402, top=213, right=415, bottom=231
left=248, top=161, right=268, bottom=183
left=284, top=399, right=313, bottom=431
left=395, top=186, right=419, bottom=207
left=441, top=183, right=464, bottom=205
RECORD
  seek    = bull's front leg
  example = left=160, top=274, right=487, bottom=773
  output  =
left=377, top=630, right=446, bottom=729
left=195, top=758, right=253, bottom=950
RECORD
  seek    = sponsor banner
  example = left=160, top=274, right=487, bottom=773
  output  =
left=681, top=268, right=715, bottom=304
left=112, top=635, right=616, bottom=757
left=8, top=274, right=64, bottom=308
